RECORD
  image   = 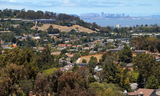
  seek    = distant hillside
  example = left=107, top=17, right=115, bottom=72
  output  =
left=31, top=24, right=97, bottom=33
left=0, top=9, right=109, bottom=33
left=69, top=14, right=79, bottom=17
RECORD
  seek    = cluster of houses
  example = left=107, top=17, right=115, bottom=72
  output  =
left=132, top=33, right=160, bottom=38
left=15, top=34, right=40, bottom=41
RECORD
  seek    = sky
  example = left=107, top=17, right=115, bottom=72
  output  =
left=0, top=0, right=160, bottom=16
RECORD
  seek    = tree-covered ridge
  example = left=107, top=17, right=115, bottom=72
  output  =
left=0, top=8, right=104, bottom=32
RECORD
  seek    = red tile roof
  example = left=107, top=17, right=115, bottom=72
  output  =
left=123, top=67, right=133, bottom=70
left=67, top=44, right=72, bottom=47
left=128, top=88, right=155, bottom=96
left=58, top=44, right=66, bottom=47
left=51, top=52, right=61, bottom=55
left=77, top=45, right=82, bottom=47
left=38, top=47, right=45, bottom=51
left=13, top=44, right=17, bottom=48
left=72, top=46, right=76, bottom=48
left=66, top=53, right=74, bottom=57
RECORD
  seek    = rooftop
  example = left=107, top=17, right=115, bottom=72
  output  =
left=128, top=88, right=155, bottom=96
left=133, top=50, right=146, bottom=53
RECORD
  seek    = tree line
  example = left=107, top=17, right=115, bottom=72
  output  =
left=130, top=35, right=160, bottom=52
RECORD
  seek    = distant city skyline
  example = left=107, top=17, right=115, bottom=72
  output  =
left=0, top=0, right=160, bottom=16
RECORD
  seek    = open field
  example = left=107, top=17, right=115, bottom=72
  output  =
left=76, top=52, right=107, bottom=63
left=31, top=24, right=97, bottom=33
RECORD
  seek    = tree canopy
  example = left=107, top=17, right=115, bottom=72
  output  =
left=88, top=56, right=97, bottom=68
left=119, top=45, right=132, bottom=63
left=133, top=54, right=156, bottom=80
left=145, top=75, right=159, bottom=89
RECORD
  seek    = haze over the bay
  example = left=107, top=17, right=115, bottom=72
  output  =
left=0, top=0, right=160, bottom=16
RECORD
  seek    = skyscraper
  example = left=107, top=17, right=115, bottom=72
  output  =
left=101, top=12, right=104, bottom=17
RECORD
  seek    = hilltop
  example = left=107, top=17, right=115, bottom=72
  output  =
left=0, top=9, right=109, bottom=33
left=31, top=24, right=97, bottom=33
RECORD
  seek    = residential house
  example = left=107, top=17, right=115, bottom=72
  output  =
left=128, top=88, right=156, bottom=96
left=94, top=66, right=103, bottom=72
left=133, top=50, right=146, bottom=53
left=0, top=40, right=4, bottom=45
left=48, top=34, right=54, bottom=37
left=43, top=39, right=48, bottom=41
left=1, top=42, right=11, bottom=48
left=58, top=44, right=66, bottom=50
left=67, top=44, right=72, bottom=48
left=66, top=58, right=71, bottom=64
left=51, top=52, right=61, bottom=55
left=89, top=51, right=97, bottom=54
left=38, top=47, right=45, bottom=52
left=33, top=47, right=38, bottom=51
left=156, top=56, right=160, bottom=61
left=72, top=46, right=77, bottom=48
left=115, top=38, right=130, bottom=44
left=66, top=53, right=74, bottom=58
left=21, top=37, right=27, bottom=40
left=130, top=83, right=138, bottom=92
left=50, top=35, right=57, bottom=39
left=58, top=46, right=66, bottom=50
left=155, top=89, right=160, bottom=96
left=22, top=20, right=34, bottom=22
left=10, top=24, right=20, bottom=28
left=99, top=43, right=105, bottom=47
left=133, top=50, right=146, bottom=57
left=107, top=39, right=114, bottom=42
left=85, top=42, right=93, bottom=46
left=132, top=33, right=160, bottom=38
left=58, top=44, right=66, bottom=47
left=13, top=44, right=17, bottom=48
left=70, top=49, right=78, bottom=52
left=65, top=38, right=71, bottom=41
left=65, top=40, right=69, bottom=43
left=98, top=48, right=103, bottom=51
left=123, top=67, right=133, bottom=71
left=90, top=45, right=95, bottom=48
left=70, top=39, right=79, bottom=43
left=58, top=39, right=63, bottom=41
left=64, top=38, right=71, bottom=43
left=126, top=63, right=133, bottom=68
left=83, top=47, right=90, bottom=50
left=32, top=36, right=40, bottom=40
left=109, top=48, right=121, bottom=52
left=34, top=19, right=57, bottom=23
left=3, top=47, right=12, bottom=49
left=77, top=45, right=82, bottom=48
left=15, top=36, right=22, bottom=39
left=28, top=34, right=34, bottom=38
left=60, top=64, right=73, bottom=71
left=51, top=45, right=55, bottom=48
left=59, top=58, right=64, bottom=64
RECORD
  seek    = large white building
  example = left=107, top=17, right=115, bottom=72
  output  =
left=116, top=24, right=121, bottom=28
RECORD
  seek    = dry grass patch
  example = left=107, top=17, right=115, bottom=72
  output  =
left=31, top=24, right=97, bottom=33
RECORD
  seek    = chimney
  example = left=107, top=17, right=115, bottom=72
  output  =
left=29, top=91, right=33, bottom=96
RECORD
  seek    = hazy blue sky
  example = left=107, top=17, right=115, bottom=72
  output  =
left=0, top=0, right=160, bottom=16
